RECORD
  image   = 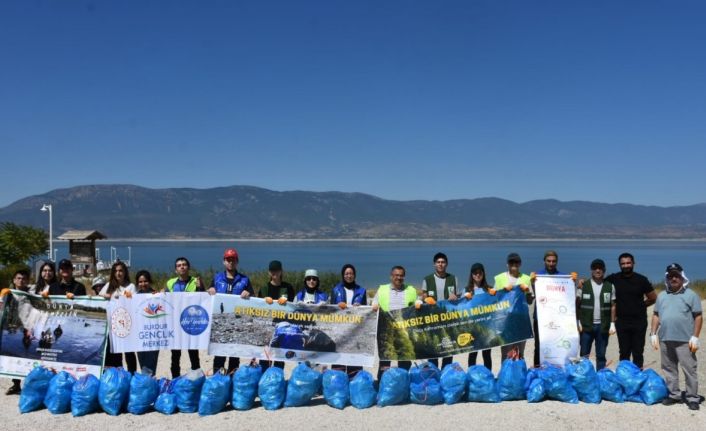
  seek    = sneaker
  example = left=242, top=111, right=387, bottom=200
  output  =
left=5, top=385, right=21, bottom=395
left=687, top=401, right=700, bottom=411
left=662, top=397, right=681, bottom=406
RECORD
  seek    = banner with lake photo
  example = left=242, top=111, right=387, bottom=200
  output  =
left=377, top=287, right=533, bottom=360
left=0, top=291, right=108, bottom=378
left=209, top=295, right=378, bottom=367
left=533, top=274, right=579, bottom=367
left=107, top=292, right=213, bottom=353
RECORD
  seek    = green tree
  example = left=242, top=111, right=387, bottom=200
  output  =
left=0, top=222, right=48, bottom=266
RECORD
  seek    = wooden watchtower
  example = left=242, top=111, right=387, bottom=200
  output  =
left=57, top=230, right=107, bottom=276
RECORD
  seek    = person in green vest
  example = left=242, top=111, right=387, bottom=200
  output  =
left=420, top=252, right=459, bottom=369
left=494, top=252, right=533, bottom=360
left=165, top=256, right=205, bottom=378
left=372, top=265, right=418, bottom=380
left=576, top=258, right=616, bottom=370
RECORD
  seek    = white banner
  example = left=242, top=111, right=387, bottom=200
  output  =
left=107, top=292, right=213, bottom=353
left=534, top=275, right=579, bottom=367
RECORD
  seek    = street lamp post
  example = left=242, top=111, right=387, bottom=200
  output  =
left=40, top=204, right=53, bottom=261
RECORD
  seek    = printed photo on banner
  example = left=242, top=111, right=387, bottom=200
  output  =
left=534, top=274, right=579, bottom=366
left=377, top=287, right=533, bottom=360
left=209, top=295, right=378, bottom=367
left=0, top=291, right=108, bottom=378
left=107, top=292, right=213, bottom=353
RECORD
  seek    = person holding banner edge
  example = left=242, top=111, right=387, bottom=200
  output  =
left=575, top=258, right=616, bottom=370
left=134, top=269, right=160, bottom=374
left=258, top=260, right=295, bottom=373
left=165, top=256, right=205, bottom=378
left=495, top=252, right=533, bottom=360
left=466, top=262, right=494, bottom=370
left=100, top=261, right=138, bottom=373
left=2, top=269, right=31, bottom=394
left=530, top=250, right=577, bottom=368
left=421, top=252, right=460, bottom=370
left=208, top=248, right=254, bottom=374
left=372, top=265, right=417, bottom=381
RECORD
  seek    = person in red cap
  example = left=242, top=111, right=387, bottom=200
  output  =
left=209, top=248, right=254, bottom=373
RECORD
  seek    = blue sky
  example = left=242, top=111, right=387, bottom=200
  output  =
left=2, top=1, right=705, bottom=207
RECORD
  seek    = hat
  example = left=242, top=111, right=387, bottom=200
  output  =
left=268, top=260, right=283, bottom=272
left=304, top=269, right=319, bottom=279
left=665, top=263, right=683, bottom=275
left=91, top=276, right=107, bottom=287
left=590, top=259, right=606, bottom=270
left=223, top=248, right=239, bottom=260
left=58, top=259, right=73, bottom=269
left=507, top=253, right=522, bottom=264
left=470, top=263, right=485, bottom=274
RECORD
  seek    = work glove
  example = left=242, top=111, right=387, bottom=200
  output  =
left=487, top=288, right=497, bottom=296
left=123, top=291, right=133, bottom=299
left=424, top=297, right=437, bottom=306
left=265, top=297, right=273, bottom=305
left=277, top=297, right=288, bottom=305
left=504, top=284, right=514, bottom=292
left=464, top=292, right=473, bottom=300
left=650, top=334, right=659, bottom=350
left=66, top=292, right=74, bottom=300
left=570, top=272, right=578, bottom=281
left=689, top=336, right=700, bottom=352
left=41, top=290, right=49, bottom=298
left=609, top=322, right=616, bottom=335
left=338, top=302, right=347, bottom=310
left=519, top=283, right=529, bottom=292
left=0, top=288, right=10, bottom=297
left=414, top=300, right=423, bottom=310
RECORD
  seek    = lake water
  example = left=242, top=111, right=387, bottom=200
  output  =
left=47, top=240, right=706, bottom=288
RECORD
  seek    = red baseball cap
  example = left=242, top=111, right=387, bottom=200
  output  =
left=223, top=248, right=239, bottom=260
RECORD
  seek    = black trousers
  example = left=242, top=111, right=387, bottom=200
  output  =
left=616, top=319, right=648, bottom=369
left=171, top=349, right=200, bottom=378
left=469, top=350, right=492, bottom=370
left=259, top=360, right=284, bottom=373
left=331, top=364, right=363, bottom=378
left=213, top=356, right=240, bottom=373
left=377, top=360, right=411, bottom=381
left=104, top=351, right=138, bottom=373
left=429, top=357, right=453, bottom=370
left=533, top=315, right=541, bottom=368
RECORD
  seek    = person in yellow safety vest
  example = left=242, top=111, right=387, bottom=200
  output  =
left=494, top=252, right=533, bottom=360
left=165, top=256, right=205, bottom=378
left=372, top=265, right=419, bottom=381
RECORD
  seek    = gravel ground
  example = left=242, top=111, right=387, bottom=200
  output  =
left=2, top=302, right=704, bottom=431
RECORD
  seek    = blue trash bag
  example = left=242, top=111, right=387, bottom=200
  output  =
left=323, top=370, right=349, bottom=409
left=127, top=371, right=160, bottom=415
left=198, top=372, right=232, bottom=416
left=639, top=369, right=668, bottom=405
left=174, top=369, right=206, bottom=413
left=154, top=378, right=177, bottom=415
left=466, top=365, right=500, bottom=403
left=349, top=370, right=377, bottom=409
left=231, top=364, right=262, bottom=411
left=596, top=369, right=625, bottom=403
left=539, top=365, right=579, bottom=404
left=99, top=367, right=131, bottom=415
left=71, top=374, right=101, bottom=417
left=524, top=368, right=545, bottom=403
left=285, top=363, right=322, bottom=407
left=377, top=367, right=410, bottom=407
left=409, top=362, right=443, bottom=405
left=19, top=366, right=55, bottom=413
left=440, top=362, right=467, bottom=405
left=565, top=358, right=601, bottom=404
left=258, top=366, right=286, bottom=411
left=498, top=358, right=528, bottom=401
left=615, top=360, right=646, bottom=398
left=44, top=371, right=76, bottom=414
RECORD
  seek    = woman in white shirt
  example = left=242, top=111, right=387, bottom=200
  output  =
left=101, top=261, right=138, bottom=373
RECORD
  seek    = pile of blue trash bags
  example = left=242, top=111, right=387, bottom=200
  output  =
left=17, top=358, right=669, bottom=414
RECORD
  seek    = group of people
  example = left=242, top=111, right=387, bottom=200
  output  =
left=2, top=249, right=702, bottom=410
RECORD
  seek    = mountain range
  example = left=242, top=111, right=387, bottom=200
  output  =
left=1, top=184, right=705, bottom=239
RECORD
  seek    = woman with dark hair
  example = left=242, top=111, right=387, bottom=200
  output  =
left=100, top=261, right=137, bottom=373
left=330, top=264, right=367, bottom=378
left=134, top=269, right=160, bottom=374
left=33, top=261, right=57, bottom=295
left=466, top=262, right=495, bottom=371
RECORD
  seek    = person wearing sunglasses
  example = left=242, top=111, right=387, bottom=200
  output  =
left=295, top=269, right=329, bottom=304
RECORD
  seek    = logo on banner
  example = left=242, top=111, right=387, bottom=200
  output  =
left=143, top=302, right=167, bottom=318
left=111, top=307, right=132, bottom=338
left=180, top=305, right=209, bottom=335
left=457, top=333, right=474, bottom=346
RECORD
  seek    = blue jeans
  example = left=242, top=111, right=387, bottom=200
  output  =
left=580, top=323, right=609, bottom=370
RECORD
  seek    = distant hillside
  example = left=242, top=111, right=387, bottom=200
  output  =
left=1, top=185, right=705, bottom=239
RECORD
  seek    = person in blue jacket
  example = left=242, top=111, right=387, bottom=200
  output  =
left=208, top=248, right=254, bottom=373
left=330, top=264, right=367, bottom=377
left=270, top=321, right=305, bottom=350
left=295, top=269, right=329, bottom=304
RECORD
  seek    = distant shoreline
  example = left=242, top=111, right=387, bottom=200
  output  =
left=53, top=237, right=706, bottom=243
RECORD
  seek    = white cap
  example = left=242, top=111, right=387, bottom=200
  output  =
left=304, top=269, right=319, bottom=279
